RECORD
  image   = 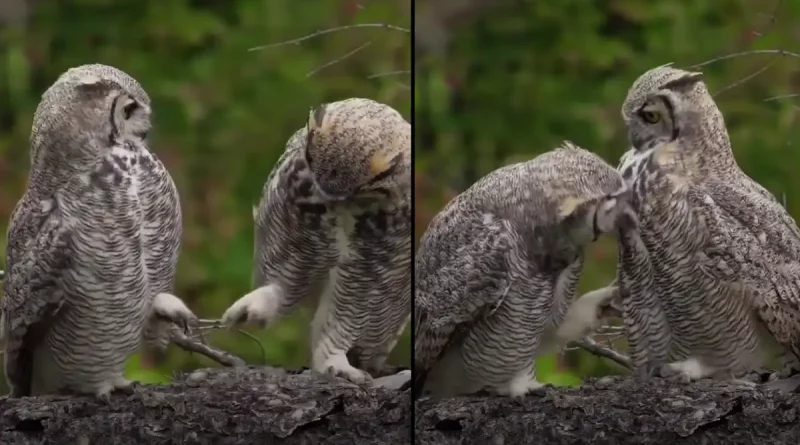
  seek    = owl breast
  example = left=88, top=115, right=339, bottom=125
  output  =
left=33, top=153, right=152, bottom=394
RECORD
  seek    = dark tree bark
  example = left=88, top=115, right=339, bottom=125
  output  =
left=415, top=375, right=800, bottom=445
left=0, top=366, right=411, bottom=445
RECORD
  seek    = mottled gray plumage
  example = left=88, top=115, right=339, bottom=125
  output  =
left=617, top=65, right=800, bottom=385
left=220, top=98, right=411, bottom=384
left=414, top=142, right=635, bottom=398
left=1, top=64, right=192, bottom=399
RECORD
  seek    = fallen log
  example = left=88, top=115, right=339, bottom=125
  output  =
left=0, top=366, right=411, bottom=444
left=415, top=375, right=800, bottom=445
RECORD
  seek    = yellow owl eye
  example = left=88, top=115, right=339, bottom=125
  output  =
left=640, top=110, right=661, bottom=124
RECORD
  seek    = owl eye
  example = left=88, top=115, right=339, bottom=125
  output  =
left=122, top=101, right=138, bottom=120
left=640, top=110, right=661, bottom=124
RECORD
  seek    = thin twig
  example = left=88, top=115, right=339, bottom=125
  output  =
left=169, top=327, right=246, bottom=367
left=306, top=41, right=372, bottom=77
left=764, top=93, right=800, bottom=102
left=248, top=23, right=410, bottom=52
left=189, top=320, right=267, bottom=364
left=687, top=49, right=800, bottom=69
left=714, top=60, right=776, bottom=97
left=570, top=337, right=632, bottom=370
left=235, top=328, right=267, bottom=364
left=367, top=70, right=411, bottom=79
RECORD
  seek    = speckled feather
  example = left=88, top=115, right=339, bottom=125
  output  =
left=1, top=64, right=182, bottom=397
left=617, top=65, right=800, bottom=380
left=248, top=98, right=411, bottom=378
left=414, top=142, right=632, bottom=397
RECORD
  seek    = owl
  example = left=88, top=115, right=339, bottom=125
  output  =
left=616, top=65, right=800, bottom=390
left=220, top=98, right=411, bottom=384
left=414, top=142, right=635, bottom=398
left=1, top=64, right=194, bottom=401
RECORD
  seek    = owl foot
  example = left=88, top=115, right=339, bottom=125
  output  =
left=113, top=377, right=140, bottom=394
left=321, top=355, right=373, bottom=385
left=496, top=372, right=546, bottom=398
left=659, top=365, right=693, bottom=384
left=658, top=357, right=714, bottom=384
left=152, top=292, right=198, bottom=333
left=221, top=284, right=283, bottom=328
left=94, top=382, right=116, bottom=405
left=372, top=369, right=412, bottom=391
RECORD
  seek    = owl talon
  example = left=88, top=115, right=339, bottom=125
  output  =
left=95, top=391, right=113, bottom=405
left=659, top=366, right=692, bottom=384
left=220, top=284, right=283, bottom=328
left=324, top=363, right=372, bottom=385
left=152, top=293, right=198, bottom=329
left=496, top=373, right=545, bottom=398
left=114, top=378, right=140, bottom=394
left=658, top=358, right=715, bottom=384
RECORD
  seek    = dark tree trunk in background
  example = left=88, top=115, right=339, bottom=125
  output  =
left=415, top=376, right=800, bottom=445
left=0, top=367, right=410, bottom=444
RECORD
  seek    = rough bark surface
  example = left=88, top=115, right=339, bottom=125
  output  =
left=0, top=366, right=411, bottom=445
left=415, top=375, right=800, bottom=445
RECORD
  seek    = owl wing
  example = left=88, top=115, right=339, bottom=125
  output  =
left=137, top=151, right=183, bottom=346
left=689, top=178, right=800, bottom=359
left=342, top=199, right=412, bottom=370
left=413, top=215, right=519, bottom=394
left=252, top=129, right=338, bottom=313
left=2, top=196, right=73, bottom=396
left=138, top=151, right=182, bottom=295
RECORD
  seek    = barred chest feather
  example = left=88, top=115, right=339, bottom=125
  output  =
left=36, top=146, right=154, bottom=392
left=619, top=147, right=656, bottom=212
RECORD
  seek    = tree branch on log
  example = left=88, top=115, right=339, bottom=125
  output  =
left=415, top=375, right=800, bottom=445
left=0, top=366, right=411, bottom=445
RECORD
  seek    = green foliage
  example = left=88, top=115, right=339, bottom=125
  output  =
left=415, top=0, right=800, bottom=383
left=0, top=0, right=410, bottom=391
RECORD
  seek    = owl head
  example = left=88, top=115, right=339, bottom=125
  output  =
left=303, top=98, right=410, bottom=203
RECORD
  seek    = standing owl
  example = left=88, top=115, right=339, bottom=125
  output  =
left=414, top=142, right=636, bottom=398
left=1, top=64, right=196, bottom=400
left=220, top=98, right=411, bottom=384
left=617, top=65, right=800, bottom=388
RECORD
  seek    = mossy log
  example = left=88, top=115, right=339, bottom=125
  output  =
left=415, top=375, right=800, bottom=445
left=0, top=366, right=411, bottom=444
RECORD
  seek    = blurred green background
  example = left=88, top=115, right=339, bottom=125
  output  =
left=0, top=0, right=410, bottom=389
left=414, top=0, right=800, bottom=386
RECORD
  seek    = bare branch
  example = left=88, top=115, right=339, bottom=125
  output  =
left=569, top=337, right=632, bottom=370
left=191, top=319, right=268, bottom=365
left=169, top=327, right=247, bottom=368
left=248, top=23, right=409, bottom=52
left=306, top=41, right=373, bottom=77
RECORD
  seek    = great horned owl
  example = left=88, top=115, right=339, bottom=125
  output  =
left=617, top=65, right=800, bottom=387
left=220, top=98, right=411, bottom=384
left=1, top=64, right=195, bottom=400
left=414, top=142, right=635, bottom=399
